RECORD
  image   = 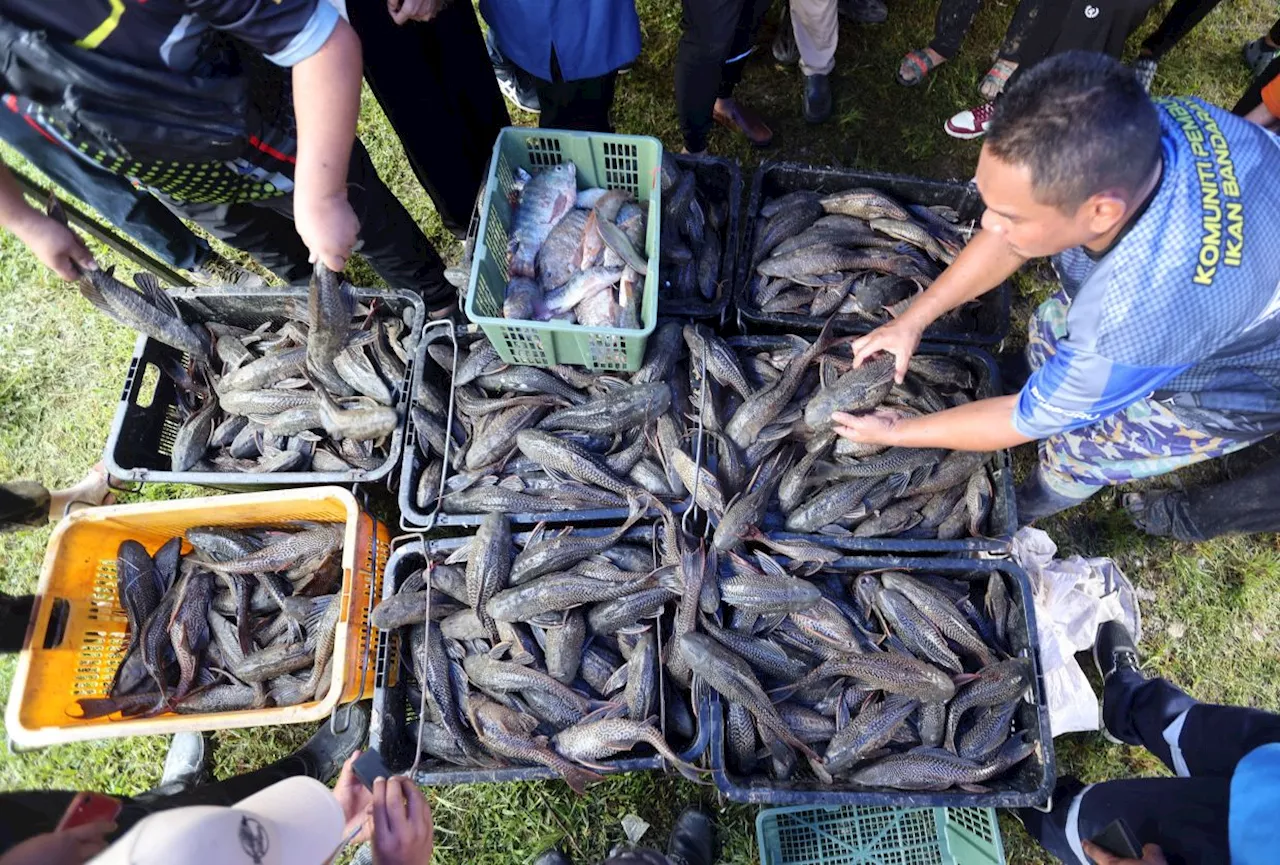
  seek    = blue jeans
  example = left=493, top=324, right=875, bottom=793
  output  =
left=0, top=107, right=209, bottom=270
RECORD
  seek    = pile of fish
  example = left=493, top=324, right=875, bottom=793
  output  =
left=746, top=186, right=981, bottom=328
left=371, top=514, right=706, bottom=789
left=658, top=153, right=729, bottom=308
left=81, top=523, right=346, bottom=719
left=501, top=162, right=650, bottom=329
left=423, top=323, right=707, bottom=517
left=75, top=252, right=412, bottom=474
left=703, top=562, right=1038, bottom=791
left=685, top=324, right=999, bottom=542
left=404, top=330, right=456, bottom=517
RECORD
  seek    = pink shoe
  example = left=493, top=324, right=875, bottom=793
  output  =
left=945, top=101, right=996, bottom=140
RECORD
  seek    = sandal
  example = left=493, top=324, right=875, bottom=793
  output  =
left=897, top=48, right=944, bottom=86
left=979, top=59, right=1018, bottom=101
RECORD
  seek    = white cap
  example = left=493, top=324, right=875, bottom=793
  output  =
left=92, top=776, right=346, bottom=865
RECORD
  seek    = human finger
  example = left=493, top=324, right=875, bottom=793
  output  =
left=320, top=250, right=349, bottom=273
left=1080, top=840, right=1126, bottom=865
left=371, top=777, right=393, bottom=840
left=1140, top=845, right=1168, bottom=865
left=64, top=819, right=116, bottom=843
left=850, top=333, right=879, bottom=368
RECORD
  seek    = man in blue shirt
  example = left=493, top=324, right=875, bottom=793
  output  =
left=479, top=0, right=641, bottom=132
left=833, top=51, right=1280, bottom=523
left=1017, top=620, right=1280, bottom=865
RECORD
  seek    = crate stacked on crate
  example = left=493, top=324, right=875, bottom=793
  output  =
left=5, top=488, right=390, bottom=747
left=736, top=162, right=1011, bottom=345
left=369, top=526, right=713, bottom=786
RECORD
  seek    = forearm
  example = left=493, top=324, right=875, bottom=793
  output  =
left=292, top=19, right=362, bottom=204
left=898, top=228, right=1027, bottom=330
left=886, top=395, right=1033, bottom=450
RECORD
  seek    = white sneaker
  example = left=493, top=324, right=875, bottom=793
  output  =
left=945, top=101, right=997, bottom=140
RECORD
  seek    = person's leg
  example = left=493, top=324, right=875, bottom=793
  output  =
left=1139, top=0, right=1226, bottom=59
left=338, top=140, right=452, bottom=303
left=158, top=196, right=312, bottom=284
left=929, top=0, right=986, bottom=60
left=0, top=109, right=211, bottom=271
left=533, top=70, right=620, bottom=133
left=348, top=0, right=509, bottom=235
left=1233, top=52, right=1280, bottom=115
left=1019, top=775, right=1231, bottom=865
left=791, top=0, right=839, bottom=78
left=1126, top=450, right=1280, bottom=540
left=676, top=0, right=744, bottom=153
left=718, top=0, right=775, bottom=99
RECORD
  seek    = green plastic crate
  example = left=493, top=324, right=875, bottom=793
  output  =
left=757, top=806, right=1005, bottom=865
left=464, top=126, right=663, bottom=371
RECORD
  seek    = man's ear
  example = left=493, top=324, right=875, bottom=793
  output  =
left=1082, top=192, right=1129, bottom=235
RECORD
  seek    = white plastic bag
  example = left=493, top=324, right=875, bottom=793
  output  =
left=1011, top=527, right=1142, bottom=736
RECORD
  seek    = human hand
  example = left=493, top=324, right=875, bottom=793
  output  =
left=14, top=212, right=95, bottom=281
left=370, top=776, right=433, bottom=865
left=388, top=0, right=444, bottom=24
left=294, top=190, right=358, bottom=273
left=850, top=319, right=924, bottom=384
left=334, top=751, right=374, bottom=844
left=831, top=407, right=904, bottom=447
left=0, top=822, right=116, bottom=865
left=1081, top=840, right=1168, bottom=865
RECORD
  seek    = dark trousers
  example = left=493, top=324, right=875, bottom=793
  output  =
left=533, top=70, right=620, bottom=133
left=161, top=140, right=450, bottom=304
left=0, top=109, right=209, bottom=271
left=675, top=0, right=773, bottom=153
left=347, top=0, right=509, bottom=236
left=0, top=753, right=314, bottom=853
left=1150, top=452, right=1280, bottom=540
left=1001, top=0, right=1159, bottom=91
left=1139, top=0, right=1224, bottom=59
left=1234, top=50, right=1280, bottom=115
left=1020, top=671, right=1280, bottom=864
left=929, top=0, right=1044, bottom=61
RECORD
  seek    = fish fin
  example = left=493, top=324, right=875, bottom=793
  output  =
left=583, top=701, right=628, bottom=722
left=959, top=783, right=990, bottom=794
left=602, top=662, right=630, bottom=695
left=78, top=279, right=118, bottom=317
left=560, top=763, right=604, bottom=795
left=444, top=540, right=473, bottom=565
left=134, top=272, right=179, bottom=316
left=657, top=567, right=685, bottom=593
left=807, top=755, right=834, bottom=785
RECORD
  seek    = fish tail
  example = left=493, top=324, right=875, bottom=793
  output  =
left=557, top=760, right=604, bottom=795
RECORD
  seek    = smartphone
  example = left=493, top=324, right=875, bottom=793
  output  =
left=56, top=792, right=122, bottom=831
left=1089, top=819, right=1143, bottom=861
left=352, top=749, right=393, bottom=791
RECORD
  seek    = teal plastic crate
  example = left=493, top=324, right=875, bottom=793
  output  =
left=757, top=806, right=1005, bottom=865
left=464, top=126, right=662, bottom=371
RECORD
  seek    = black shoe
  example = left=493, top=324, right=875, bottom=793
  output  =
left=839, top=0, right=888, bottom=24
left=157, top=732, right=210, bottom=791
left=803, top=74, right=832, bottom=124
left=533, top=849, right=572, bottom=865
left=667, top=807, right=716, bottom=865
left=1094, top=620, right=1141, bottom=683
left=294, top=701, right=371, bottom=783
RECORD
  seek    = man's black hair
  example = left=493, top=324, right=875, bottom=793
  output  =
left=986, top=51, right=1162, bottom=212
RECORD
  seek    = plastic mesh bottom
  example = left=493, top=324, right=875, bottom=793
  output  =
left=760, top=807, right=1003, bottom=865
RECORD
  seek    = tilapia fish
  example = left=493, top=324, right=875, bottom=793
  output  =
left=708, top=561, right=1037, bottom=792
left=746, top=185, right=983, bottom=330
left=374, top=520, right=705, bottom=790
left=502, top=161, right=648, bottom=329
left=80, top=524, right=347, bottom=721
left=119, top=263, right=413, bottom=476
left=414, top=324, right=703, bottom=518
left=694, top=332, right=999, bottom=542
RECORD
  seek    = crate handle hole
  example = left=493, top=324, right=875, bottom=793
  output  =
left=135, top=364, right=161, bottom=409
left=42, top=599, right=70, bottom=650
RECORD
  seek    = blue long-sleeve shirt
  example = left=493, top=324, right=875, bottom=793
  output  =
left=479, top=0, right=640, bottom=82
left=1015, top=98, right=1280, bottom=440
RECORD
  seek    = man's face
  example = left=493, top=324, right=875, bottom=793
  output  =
left=974, top=147, right=1115, bottom=258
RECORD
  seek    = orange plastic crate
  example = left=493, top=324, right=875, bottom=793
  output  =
left=5, top=487, right=389, bottom=748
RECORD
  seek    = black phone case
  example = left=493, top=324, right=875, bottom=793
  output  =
left=1090, top=819, right=1143, bottom=860
left=353, top=749, right=393, bottom=790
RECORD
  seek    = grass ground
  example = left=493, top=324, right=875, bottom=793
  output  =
left=0, top=0, right=1277, bottom=862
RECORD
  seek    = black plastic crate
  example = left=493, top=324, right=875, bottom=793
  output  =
left=370, top=530, right=713, bottom=785
left=708, top=556, right=1054, bottom=807
left=736, top=162, right=1010, bottom=345
left=719, top=336, right=1016, bottom=553
left=103, top=286, right=423, bottom=489
left=660, top=153, right=742, bottom=322
left=397, top=323, right=460, bottom=532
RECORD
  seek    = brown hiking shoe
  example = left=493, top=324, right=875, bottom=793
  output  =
left=713, top=98, right=774, bottom=147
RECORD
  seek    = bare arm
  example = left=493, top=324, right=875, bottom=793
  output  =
left=291, top=18, right=363, bottom=271
left=831, top=394, right=1035, bottom=451
left=851, top=228, right=1027, bottom=381
left=0, top=162, right=95, bottom=280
